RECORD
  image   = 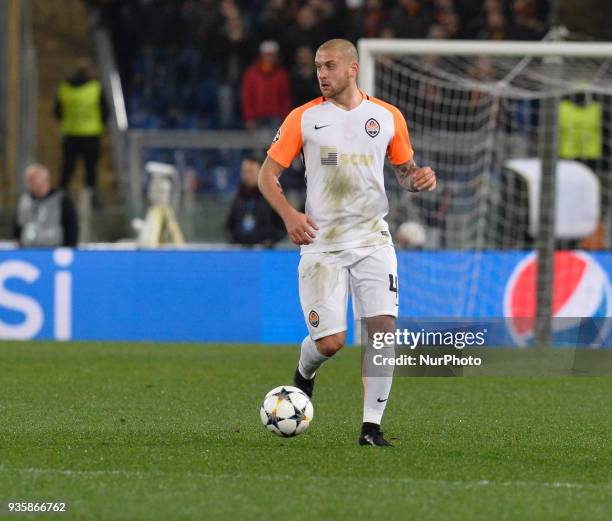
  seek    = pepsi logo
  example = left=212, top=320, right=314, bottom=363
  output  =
left=504, top=252, right=612, bottom=347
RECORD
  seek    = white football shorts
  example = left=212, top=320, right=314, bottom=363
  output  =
left=298, top=244, right=399, bottom=340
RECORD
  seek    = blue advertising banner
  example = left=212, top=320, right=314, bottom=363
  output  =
left=0, top=249, right=610, bottom=344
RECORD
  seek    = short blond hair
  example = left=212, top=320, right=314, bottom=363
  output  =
left=317, top=39, right=359, bottom=64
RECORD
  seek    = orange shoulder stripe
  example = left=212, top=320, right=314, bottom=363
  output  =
left=367, top=94, right=414, bottom=165
left=267, top=97, right=325, bottom=168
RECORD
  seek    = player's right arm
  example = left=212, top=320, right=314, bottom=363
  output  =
left=258, top=156, right=318, bottom=246
left=259, top=104, right=320, bottom=246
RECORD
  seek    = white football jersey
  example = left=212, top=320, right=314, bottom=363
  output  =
left=268, top=92, right=413, bottom=254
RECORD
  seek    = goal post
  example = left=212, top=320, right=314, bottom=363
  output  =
left=358, top=39, right=612, bottom=344
left=358, top=39, right=612, bottom=95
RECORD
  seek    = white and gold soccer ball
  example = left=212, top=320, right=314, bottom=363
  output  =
left=260, top=386, right=314, bottom=437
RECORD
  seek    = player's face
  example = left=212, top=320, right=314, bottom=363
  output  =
left=315, top=48, right=355, bottom=98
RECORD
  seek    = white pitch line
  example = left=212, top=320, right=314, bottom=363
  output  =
left=12, top=468, right=612, bottom=491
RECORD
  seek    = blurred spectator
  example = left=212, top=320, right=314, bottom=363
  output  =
left=290, top=46, right=320, bottom=107
left=427, top=23, right=450, bottom=39
left=477, top=8, right=508, bottom=40
left=308, top=0, right=335, bottom=24
left=433, top=0, right=454, bottom=11
left=467, top=57, right=496, bottom=108
left=417, top=53, right=444, bottom=128
left=256, top=0, right=297, bottom=65
left=217, top=10, right=256, bottom=127
left=433, top=0, right=455, bottom=24
left=388, top=0, right=435, bottom=39
left=13, top=164, right=78, bottom=248
left=379, top=25, right=396, bottom=39
left=438, top=9, right=461, bottom=38
left=508, top=0, right=546, bottom=40
left=225, top=157, right=285, bottom=245
left=219, top=0, right=241, bottom=20
left=484, top=0, right=504, bottom=12
left=241, top=40, right=291, bottom=130
left=452, top=0, right=485, bottom=38
left=468, top=57, right=497, bottom=82
left=308, top=0, right=345, bottom=40
left=346, top=0, right=389, bottom=42
left=289, top=4, right=328, bottom=59
left=54, top=59, right=108, bottom=195
left=192, top=0, right=225, bottom=56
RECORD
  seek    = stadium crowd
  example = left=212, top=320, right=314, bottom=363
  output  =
left=90, top=0, right=550, bottom=131
left=83, top=0, right=552, bottom=246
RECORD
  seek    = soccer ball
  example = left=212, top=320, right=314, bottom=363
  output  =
left=259, top=385, right=314, bottom=437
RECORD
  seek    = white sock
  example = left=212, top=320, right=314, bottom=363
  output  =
left=363, top=344, right=394, bottom=424
left=298, top=336, right=329, bottom=379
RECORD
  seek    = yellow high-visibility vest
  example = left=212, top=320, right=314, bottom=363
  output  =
left=559, top=100, right=602, bottom=159
left=58, top=80, right=104, bottom=136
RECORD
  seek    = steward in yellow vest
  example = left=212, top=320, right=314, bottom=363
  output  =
left=54, top=59, right=108, bottom=193
left=559, top=94, right=602, bottom=160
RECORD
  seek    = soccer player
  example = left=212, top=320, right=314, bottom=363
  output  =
left=258, top=38, right=436, bottom=446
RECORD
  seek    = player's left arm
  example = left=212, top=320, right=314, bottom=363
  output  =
left=385, top=105, right=436, bottom=192
left=392, top=160, right=437, bottom=192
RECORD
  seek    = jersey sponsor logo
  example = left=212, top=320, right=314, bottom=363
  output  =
left=365, top=118, right=380, bottom=138
left=314, top=124, right=330, bottom=130
left=320, top=146, right=338, bottom=166
left=272, top=128, right=281, bottom=144
left=309, top=309, right=320, bottom=327
left=339, top=153, right=374, bottom=167
left=320, top=148, right=373, bottom=167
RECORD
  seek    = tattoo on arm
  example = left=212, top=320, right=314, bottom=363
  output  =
left=394, top=160, right=419, bottom=192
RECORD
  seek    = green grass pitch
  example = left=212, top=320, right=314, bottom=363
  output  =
left=1, top=342, right=611, bottom=520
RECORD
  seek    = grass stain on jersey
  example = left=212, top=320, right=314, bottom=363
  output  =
left=323, top=165, right=358, bottom=208
left=323, top=226, right=341, bottom=241
left=321, top=165, right=358, bottom=242
left=322, top=215, right=351, bottom=241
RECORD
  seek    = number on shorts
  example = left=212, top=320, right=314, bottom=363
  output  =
left=388, top=274, right=398, bottom=293
left=388, top=274, right=398, bottom=306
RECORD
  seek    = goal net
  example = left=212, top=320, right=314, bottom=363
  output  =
left=359, top=40, right=612, bottom=323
